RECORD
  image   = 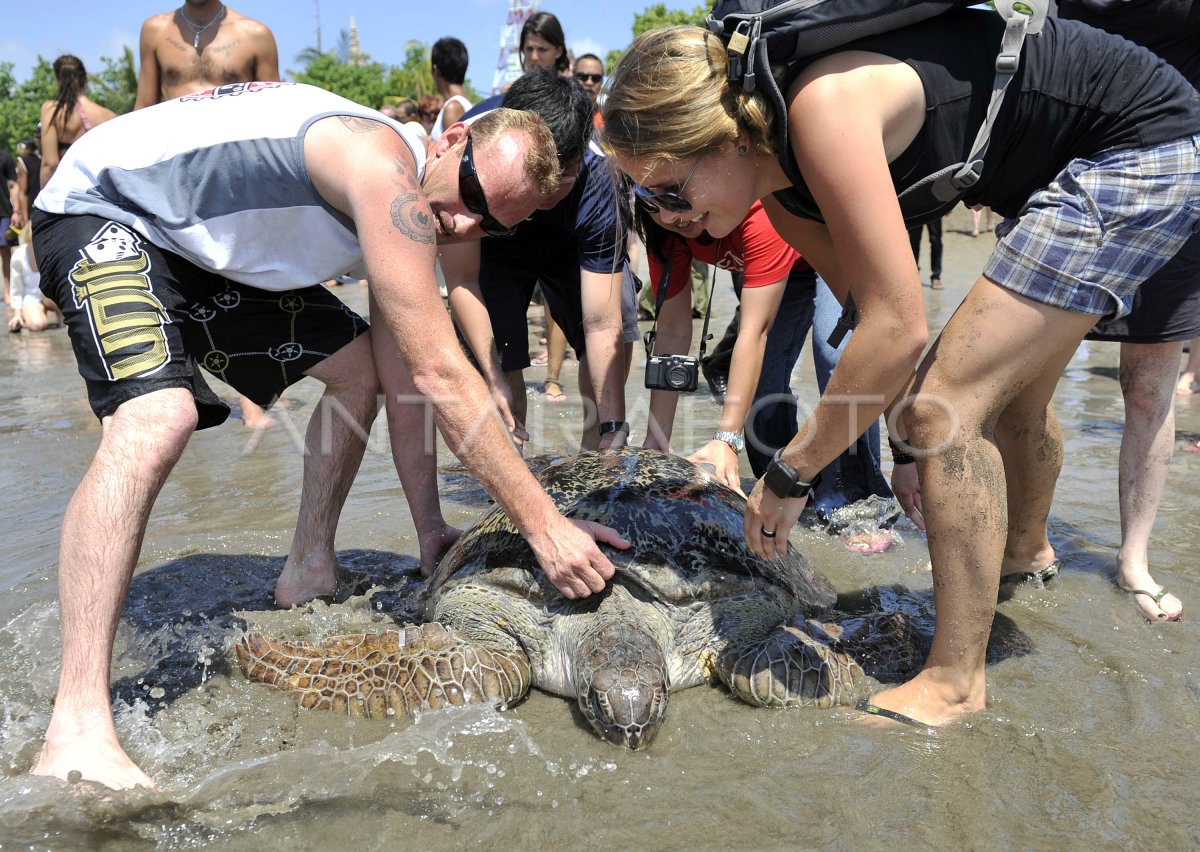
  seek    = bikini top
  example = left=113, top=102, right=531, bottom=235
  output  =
left=56, top=102, right=94, bottom=154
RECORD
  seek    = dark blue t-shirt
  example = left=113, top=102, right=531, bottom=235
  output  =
left=463, top=96, right=626, bottom=273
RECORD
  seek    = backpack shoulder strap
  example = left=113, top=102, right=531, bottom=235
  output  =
left=931, top=0, right=1053, bottom=201
left=708, top=0, right=1055, bottom=206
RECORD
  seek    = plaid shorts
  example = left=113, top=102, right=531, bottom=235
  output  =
left=984, top=134, right=1200, bottom=323
left=32, top=212, right=369, bottom=429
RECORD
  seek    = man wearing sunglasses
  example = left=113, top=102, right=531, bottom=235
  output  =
left=573, top=54, right=606, bottom=119
left=29, top=81, right=628, bottom=791
left=440, top=69, right=638, bottom=457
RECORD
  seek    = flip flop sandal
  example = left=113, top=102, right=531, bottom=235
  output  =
left=1124, top=587, right=1183, bottom=622
left=855, top=697, right=933, bottom=731
left=998, top=561, right=1060, bottom=588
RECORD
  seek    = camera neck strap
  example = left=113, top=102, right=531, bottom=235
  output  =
left=642, top=237, right=721, bottom=360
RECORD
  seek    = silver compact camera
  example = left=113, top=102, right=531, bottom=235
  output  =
left=645, top=353, right=700, bottom=392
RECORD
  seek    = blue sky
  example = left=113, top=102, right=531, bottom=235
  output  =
left=3, top=0, right=690, bottom=96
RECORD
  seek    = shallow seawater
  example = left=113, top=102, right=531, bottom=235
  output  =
left=2, top=219, right=1199, bottom=849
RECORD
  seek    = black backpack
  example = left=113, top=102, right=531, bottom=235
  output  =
left=706, top=0, right=1054, bottom=205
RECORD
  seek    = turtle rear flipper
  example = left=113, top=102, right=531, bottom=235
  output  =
left=712, top=611, right=919, bottom=710
left=236, top=623, right=533, bottom=720
left=714, top=618, right=864, bottom=710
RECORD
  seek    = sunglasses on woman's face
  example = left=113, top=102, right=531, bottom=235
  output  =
left=574, top=72, right=603, bottom=83
left=631, top=154, right=704, bottom=215
left=459, top=134, right=518, bottom=238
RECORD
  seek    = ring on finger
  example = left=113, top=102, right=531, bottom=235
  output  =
left=761, top=528, right=777, bottom=538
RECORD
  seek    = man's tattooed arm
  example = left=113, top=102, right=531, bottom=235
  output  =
left=337, top=115, right=381, bottom=133
left=390, top=192, right=435, bottom=245
left=389, top=152, right=436, bottom=245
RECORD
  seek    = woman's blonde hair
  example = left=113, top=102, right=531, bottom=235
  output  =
left=471, top=107, right=562, bottom=196
left=601, top=26, right=775, bottom=168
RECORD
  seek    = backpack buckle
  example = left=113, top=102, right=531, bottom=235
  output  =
left=950, top=160, right=983, bottom=191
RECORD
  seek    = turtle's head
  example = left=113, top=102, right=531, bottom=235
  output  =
left=572, top=597, right=670, bottom=750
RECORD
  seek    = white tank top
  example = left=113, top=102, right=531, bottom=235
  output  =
left=430, top=94, right=472, bottom=140
left=36, top=82, right=428, bottom=291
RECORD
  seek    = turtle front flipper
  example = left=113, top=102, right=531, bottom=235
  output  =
left=714, top=613, right=917, bottom=709
left=235, top=623, right=533, bottom=720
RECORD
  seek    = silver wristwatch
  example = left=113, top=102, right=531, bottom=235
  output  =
left=712, top=430, right=745, bottom=453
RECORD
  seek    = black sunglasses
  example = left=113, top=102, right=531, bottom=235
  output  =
left=574, top=72, right=603, bottom=83
left=459, top=134, right=518, bottom=237
left=631, top=154, right=705, bottom=215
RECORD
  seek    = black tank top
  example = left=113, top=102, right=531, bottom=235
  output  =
left=1058, top=0, right=1200, bottom=86
left=20, top=153, right=41, bottom=207
left=772, top=10, right=1200, bottom=224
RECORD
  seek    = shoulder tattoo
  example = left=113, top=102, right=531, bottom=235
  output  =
left=390, top=192, right=435, bottom=245
left=337, top=115, right=381, bottom=133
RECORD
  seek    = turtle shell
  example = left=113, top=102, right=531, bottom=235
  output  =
left=428, top=449, right=836, bottom=611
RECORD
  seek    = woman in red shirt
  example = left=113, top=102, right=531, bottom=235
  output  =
left=640, top=200, right=892, bottom=524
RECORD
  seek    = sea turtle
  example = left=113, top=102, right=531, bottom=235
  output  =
left=236, top=448, right=922, bottom=748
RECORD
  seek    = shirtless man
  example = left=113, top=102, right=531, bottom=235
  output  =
left=135, top=0, right=280, bottom=428
left=135, top=1, right=279, bottom=108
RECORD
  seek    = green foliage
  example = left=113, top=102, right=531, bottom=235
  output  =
left=607, top=3, right=708, bottom=71
left=0, top=49, right=136, bottom=154
left=0, top=59, right=55, bottom=156
left=386, top=40, right=435, bottom=101
left=292, top=52, right=389, bottom=109
left=632, top=2, right=709, bottom=36
left=290, top=38, right=478, bottom=110
left=89, top=48, right=139, bottom=115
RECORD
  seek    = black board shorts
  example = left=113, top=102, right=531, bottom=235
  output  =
left=32, top=211, right=369, bottom=429
left=1086, top=227, right=1200, bottom=343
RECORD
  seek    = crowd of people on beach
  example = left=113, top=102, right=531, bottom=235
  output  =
left=5, top=0, right=1198, bottom=792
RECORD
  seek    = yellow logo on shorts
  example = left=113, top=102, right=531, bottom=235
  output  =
left=71, top=223, right=170, bottom=380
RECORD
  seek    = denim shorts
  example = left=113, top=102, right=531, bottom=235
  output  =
left=983, top=134, right=1200, bottom=326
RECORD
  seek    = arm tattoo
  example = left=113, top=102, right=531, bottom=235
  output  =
left=337, top=115, right=381, bottom=133
left=390, top=192, right=435, bottom=245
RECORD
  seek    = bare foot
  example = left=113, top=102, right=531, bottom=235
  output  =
left=1176, top=372, right=1196, bottom=395
left=419, top=524, right=464, bottom=578
left=240, top=398, right=276, bottom=429
left=543, top=380, right=567, bottom=403
left=275, top=558, right=338, bottom=607
left=856, top=668, right=984, bottom=729
left=33, top=728, right=155, bottom=791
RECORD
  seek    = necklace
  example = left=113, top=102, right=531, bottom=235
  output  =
left=178, top=3, right=226, bottom=49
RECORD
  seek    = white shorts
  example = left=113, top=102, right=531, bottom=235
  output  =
left=12, top=294, right=44, bottom=311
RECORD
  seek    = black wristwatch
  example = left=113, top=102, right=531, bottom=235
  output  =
left=763, top=449, right=822, bottom=500
left=599, top=420, right=630, bottom=437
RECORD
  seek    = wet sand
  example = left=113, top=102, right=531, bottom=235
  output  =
left=1, top=207, right=1198, bottom=849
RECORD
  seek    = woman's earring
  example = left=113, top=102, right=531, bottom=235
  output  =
left=738, top=145, right=748, bottom=155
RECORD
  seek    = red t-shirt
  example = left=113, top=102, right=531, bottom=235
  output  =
left=648, top=200, right=808, bottom=300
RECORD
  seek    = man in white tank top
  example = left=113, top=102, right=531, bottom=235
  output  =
left=430, top=36, right=472, bottom=140
left=29, top=82, right=628, bottom=792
